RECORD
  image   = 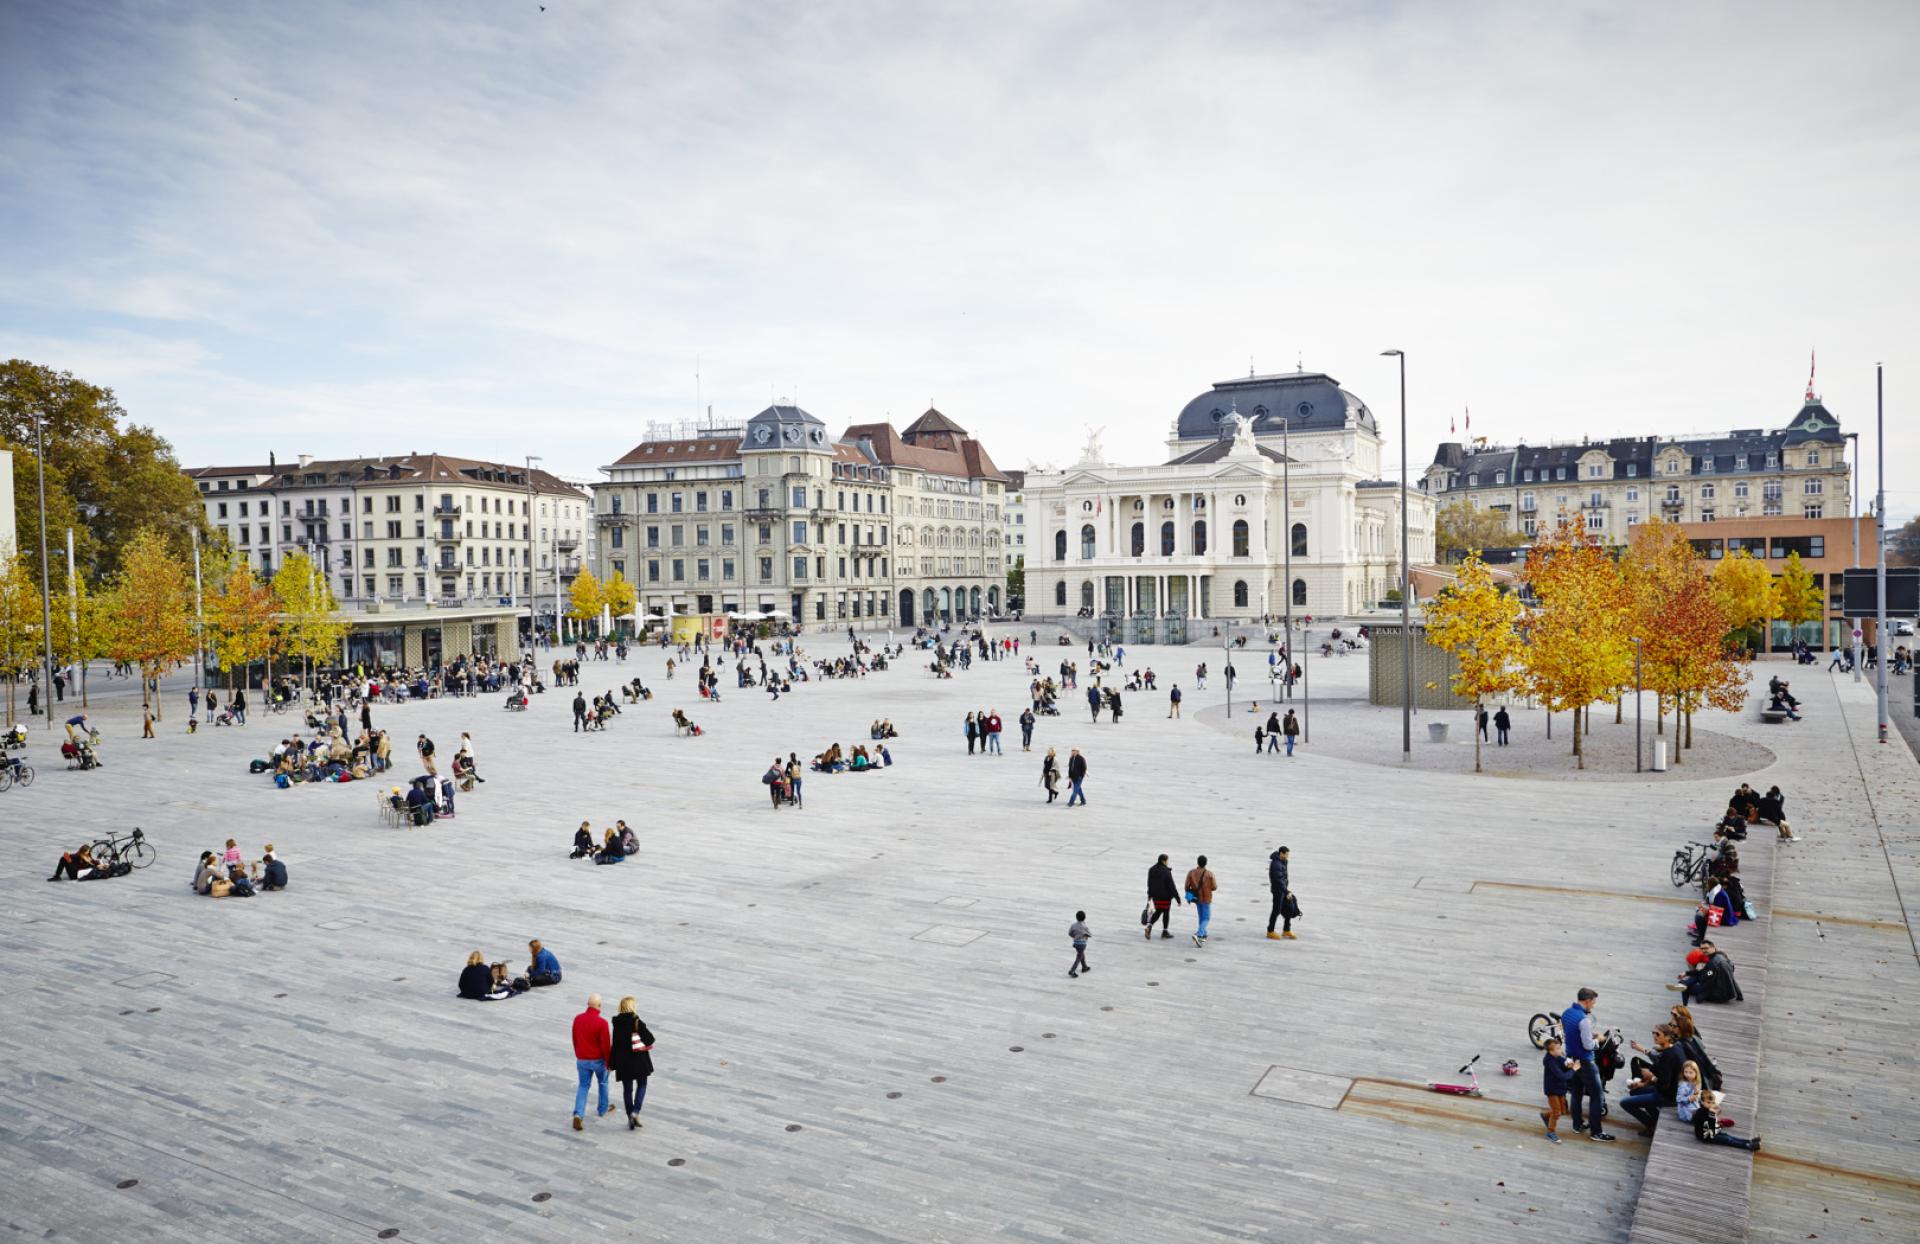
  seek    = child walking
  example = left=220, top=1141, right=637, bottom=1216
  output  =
left=1541, top=1037, right=1575, bottom=1143
left=1068, top=911, right=1091, bottom=978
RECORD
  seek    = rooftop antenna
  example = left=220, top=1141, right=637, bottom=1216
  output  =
left=1249, top=356, right=1255, bottom=378
left=695, top=356, right=703, bottom=427
left=1297, top=350, right=1303, bottom=372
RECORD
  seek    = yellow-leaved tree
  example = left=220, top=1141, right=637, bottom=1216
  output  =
left=567, top=568, right=603, bottom=636
left=1710, top=550, right=1773, bottom=653
left=104, top=528, right=196, bottom=718
left=52, top=568, right=112, bottom=707
left=0, top=554, right=46, bottom=722
left=1770, top=551, right=1823, bottom=650
left=273, top=550, right=348, bottom=684
left=1625, top=522, right=1744, bottom=758
left=601, top=571, right=637, bottom=629
left=1424, top=551, right=1527, bottom=773
left=1520, top=522, right=1632, bottom=768
left=208, top=557, right=280, bottom=691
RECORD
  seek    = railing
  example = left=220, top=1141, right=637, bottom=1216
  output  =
left=433, top=505, right=462, bottom=519
left=434, top=530, right=464, bottom=544
left=596, top=511, right=633, bottom=524
left=555, top=536, right=579, bottom=552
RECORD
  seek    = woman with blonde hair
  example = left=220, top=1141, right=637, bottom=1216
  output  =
left=458, top=951, right=492, bottom=999
left=609, top=996, right=656, bottom=1130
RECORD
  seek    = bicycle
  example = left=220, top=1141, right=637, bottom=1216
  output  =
left=1670, top=841, right=1717, bottom=889
left=1426, top=1054, right=1483, bottom=1097
left=0, top=753, right=34, bottom=792
left=90, top=827, right=155, bottom=871
left=1528, top=1011, right=1562, bottom=1049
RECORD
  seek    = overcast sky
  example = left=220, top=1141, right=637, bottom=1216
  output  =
left=2, top=1, right=1915, bottom=516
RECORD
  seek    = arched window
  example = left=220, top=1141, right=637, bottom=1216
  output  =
left=1080, top=524, right=1096, bottom=559
left=1192, top=520, right=1207, bottom=555
left=1055, top=580, right=1067, bottom=607
left=1160, top=521, right=1175, bottom=555
left=1292, top=578, right=1307, bottom=606
left=1054, top=530, right=1067, bottom=562
left=1233, top=580, right=1249, bottom=608
left=1080, top=580, right=1095, bottom=610
left=1291, top=523, right=1308, bottom=557
left=1130, top=522, right=1145, bottom=556
left=1232, top=519, right=1249, bottom=557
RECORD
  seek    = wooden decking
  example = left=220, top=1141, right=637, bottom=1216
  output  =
left=1626, top=828, right=1776, bottom=1244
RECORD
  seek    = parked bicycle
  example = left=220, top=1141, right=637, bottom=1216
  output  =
left=90, top=827, right=155, bottom=871
left=1528, top=1011, right=1562, bottom=1049
left=1670, top=840, right=1717, bottom=889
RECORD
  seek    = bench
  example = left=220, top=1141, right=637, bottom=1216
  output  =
left=1757, top=707, right=1791, bottom=724
left=1625, top=821, right=1775, bottom=1244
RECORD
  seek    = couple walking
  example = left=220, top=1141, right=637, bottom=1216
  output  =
left=1143, top=848, right=1298, bottom=945
left=571, top=994, right=657, bottom=1132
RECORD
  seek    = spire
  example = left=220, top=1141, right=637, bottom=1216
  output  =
left=1805, top=347, right=1818, bottom=402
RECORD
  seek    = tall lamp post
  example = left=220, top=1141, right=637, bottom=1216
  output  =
left=1381, top=349, right=1411, bottom=760
left=1279, top=414, right=1292, bottom=696
left=1874, top=364, right=1888, bottom=743
left=524, top=455, right=542, bottom=648
left=33, top=413, right=55, bottom=732
left=1847, top=430, right=1862, bottom=682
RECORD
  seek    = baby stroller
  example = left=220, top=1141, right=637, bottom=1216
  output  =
left=214, top=706, right=239, bottom=727
left=61, top=739, right=102, bottom=770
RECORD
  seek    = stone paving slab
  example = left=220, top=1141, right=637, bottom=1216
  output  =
left=0, top=639, right=1913, bottom=1243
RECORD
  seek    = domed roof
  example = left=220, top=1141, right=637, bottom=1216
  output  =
left=1174, top=371, right=1376, bottom=441
left=1780, top=396, right=1842, bottom=446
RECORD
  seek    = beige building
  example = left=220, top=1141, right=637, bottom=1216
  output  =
left=1424, top=392, right=1852, bottom=540
left=0, top=448, right=15, bottom=559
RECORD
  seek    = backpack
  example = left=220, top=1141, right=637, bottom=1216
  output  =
left=249, top=758, right=269, bottom=773
left=274, top=773, right=291, bottom=789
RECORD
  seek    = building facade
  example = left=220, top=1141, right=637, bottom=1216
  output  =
left=1022, top=370, right=1436, bottom=637
left=593, top=405, right=1008, bottom=628
left=1003, top=469, right=1027, bottom=610
left=0, top=448, right=16, bottom=559
left=1424, top=392, right=1852, bottom=542
left=1675, top=514, right=1870, bottom=651
left=185, top=454, right=590, bottom=611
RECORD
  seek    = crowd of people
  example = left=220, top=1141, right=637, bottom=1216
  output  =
left=189, top=840, right=287, bottom=897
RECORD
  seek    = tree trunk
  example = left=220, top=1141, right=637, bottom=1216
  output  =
left=80, top=664, right=89, bottom=707
left=1615, top=694, right=1623, bottom=724
left=1656, top=693, right=1665, bottom=735
left=1573, top=706, right=1584, bottom=767
left=1685, top=707, right=1694, bottom=749
left=1474, top=700, right=1483, bottom=773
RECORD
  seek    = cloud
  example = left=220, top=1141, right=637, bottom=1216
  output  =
left=0, top=0, right=1916, bottom=502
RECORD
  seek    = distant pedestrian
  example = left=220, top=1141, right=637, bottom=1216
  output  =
left=53, top=670, right=65, bottom=702
left=1265, top=710, right=1281, bottom=753
left=1184, top=855, right=1217, bottom=946
left=1145, top=853, right=1180, bottom=939
left=986, top=710, right=1003, bottom=754
left=1254, top=724, right=1266, bottom=753
left=1282, top=710, right=1300, bottom=756
left=1195, top=662, right=1207, bottom=689
left=1086, top=684, right=1102, bottom=722
left=1494, top=706, right=1511, bottom=746
left=417, top=733, right=437, bottom=775
left=1019, top=707, right=1035, bottom=751
left=1168, top=685, right=1182, bottom=718
left=1477, top=706, right=1489, bottom=740
left=1042, top=748, right=1060, bottom=803
left=610, top=996, right=655, bottom=1130
left=142, top=706, right=155, bottom=738
left=573, top=693, right=588, bottom=731
left=1068, top=911, right=1091, bottom=978
left=570, top=993, right=613, bottom=1130
left=1266, top=846, right=1296, bottom=940
left=965, top=712, right=978, bottom=754
left=188, top=687, right=200, bottom=718
left=1066, top=748, right=1088, bottom=806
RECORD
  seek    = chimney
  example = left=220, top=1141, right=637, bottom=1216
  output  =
left=297, top=453, right=312, bottom=469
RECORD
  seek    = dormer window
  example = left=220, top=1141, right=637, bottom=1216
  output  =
left=1664, top=458, right=1680, bottom=475
left=1735, top=453, right=1748, bottom=469
left=1626, top=463, right=1637, bottom=477
left=1494, top=471, right=1506, bottom=485
left=1523, top=468, right=1533, bottom=482
left=1805, top=450, right=1819, bottom=466
left=1765, top=452, right=1778, bottom=469
left=1467, top=473, right=1479, bottom=486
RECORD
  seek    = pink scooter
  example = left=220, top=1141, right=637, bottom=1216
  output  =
left=1427, top=1054, right=1483, bottom=1097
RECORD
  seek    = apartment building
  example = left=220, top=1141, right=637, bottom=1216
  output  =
left=1424, top=391, right=1852, bottom=540
left=185, top=453, right=590, bottom=608
left=1003, top=468, right=1026, bottom=608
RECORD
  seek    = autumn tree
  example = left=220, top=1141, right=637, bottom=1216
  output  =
left=51, top=568, right=111, bottom=707
left=273, top=550, right=348, bottom=684
left=1624, top=522, right=1746, bottom=757
left=1423, top=552, right=1527, bottom=773
left=1710, top=550, right=1773, bottom=652
left=1770, top=551, right=1823, bottom=647
left=208, top=558, right=279, bottom=691
left=0, top=554, right=46, bottom=721
left=103, top=529, right=195, bottom=717
left=567, top=568, right=604, bottom=636
left=1519, top=522, right=1632, bottom=768
left=1435, top=500, right=1518, bottom=563
left=600, top=571, right=637, bottom=630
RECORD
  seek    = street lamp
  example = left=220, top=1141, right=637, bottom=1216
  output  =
left=525, top=455, right=543, bottom=649
left=1632, top=636, right=1644, bottom=772
left=33, top=412, right=54, bottom=731
left=1381, top=349, right=1411, bottom=760
left=1279, top=414, right=1291, bottom=696
left=1847, top=430, right=1862, bottom=682
left=1874, top=364, right=1888, bottom=743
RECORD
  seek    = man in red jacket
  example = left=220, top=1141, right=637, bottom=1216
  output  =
left=571, top=993, right=612, bottom=1130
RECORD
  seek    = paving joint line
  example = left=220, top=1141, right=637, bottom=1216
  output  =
left=1830, top=670, right=1920, bottom=966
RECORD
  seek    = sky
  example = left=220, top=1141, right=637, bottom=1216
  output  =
left=2, top=0, right=1916, bottom=518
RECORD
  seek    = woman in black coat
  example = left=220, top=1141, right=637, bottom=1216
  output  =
left=458, top=951, right=492, bottom=1000
left=610, top=996, right=656, bottom=1129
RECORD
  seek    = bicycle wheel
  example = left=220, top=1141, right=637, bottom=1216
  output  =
left=14, top=765, right=30, bottom=788
left=90, top=839, right=117, bottom=866
left=1669, top=853, right=1691, bottom=888
left=126, top=840, right=156, bottom=870
left=1528, top=1013, right=1557, bottom=1049
left=0, top=767, right=10, bottom=793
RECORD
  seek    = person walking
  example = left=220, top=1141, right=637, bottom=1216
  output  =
left=1145, top=854, right=1180, bottom=939
left=986, top=710, right=1003, bottom=755
left=1266, top=847, right=1297, bottom=939
left=1184, top=855, right=1217, bottom=946
left=1168, top=684, right=1182, bottom=718
left=1265, top=709, right=1281, bottom=753
left=1018, top=707, right=1035, bottom=751
left=1494, top=706, right=1511, bottom=746
left=572, top=692, right=588, bottom=732
left=1042, top=748, right=1061, bottom=803
left=609, top=996, right=656, bottom=1130
left=570, top=993, right=613, bottom=1130
left=460, top=731, right=485, bottom=782
left=188, top=687, right=200, bottom=719
left=417, top=733, right=437, bottom=776
left=1477, top=706, right=1490, bottom=741
left=143, top=705, right=155, bottom=738
left=786, top=754, right=804, bottom=809
left=1086, top=684, right=1102, bottom=722
left=1282, top=709, right=1300, bottom=757
left=1067, top=911, right=1091, bottom=978
left=1561, top=988, right=1616, bottom=1141
left=1066, top=748, right=1088, bottom=807
left=965, top=712, right=978, bottom=754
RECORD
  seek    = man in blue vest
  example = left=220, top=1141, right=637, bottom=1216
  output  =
left=1561, top=988, right=1616, bottom=1141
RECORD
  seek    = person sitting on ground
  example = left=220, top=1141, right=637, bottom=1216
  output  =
left=258, top=845, right=288, bottom=891
left=1676, top=1062, right=1760, bottom=1151
left=595, top=828, right=626, bottom=864
left=1714, top=804, right=1749, bottom=841
left=850, top=746, right=871, bottom=771
left=616, top=820, right=639, bottom=856
left=1756, top=785, right=1794, bottom=840
left=526, top=939, right=562, bottom=987
left=459, top=951, right=494, bottom=999
left=567, top=821, right=595, bottom=858
left=224, top=862, right=257, bottom=897
left=47, top=843, right=113, bottom=881
left=870, top=719, right=884, bottom=740
left=1670, top=942, right=1742, bottom=1005
left=192, top=850, right=220, bottom=895
left=1766, top=690, right=1802, bottom=720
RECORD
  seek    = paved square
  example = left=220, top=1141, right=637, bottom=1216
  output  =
left=0, top=629, right=1915, bottom=1244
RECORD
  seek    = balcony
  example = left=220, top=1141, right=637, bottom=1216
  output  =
left=434, top=529, right=464, bottom=544
left=1582, top=499, right=1609, bottom=510
left=596, top=511, right=634, bottom=526
left=1660, top=497, right=1685, bottom=510
left=744, top=506, right=783, bottom=522
left=1519, top=500, right=1537, bottom=512
left=433, top=504, right=462, bottom=519
left=555, top=535, right=579, bottom=552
